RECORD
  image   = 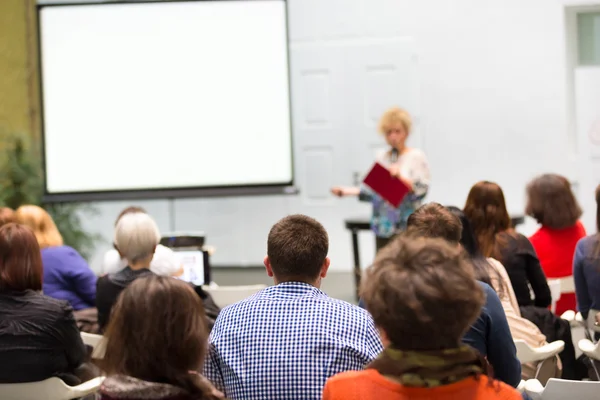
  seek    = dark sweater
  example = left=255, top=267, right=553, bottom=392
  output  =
left=0, top=290, right=87, bottom=384
left=573, top=235, right=600, bottom=319
left=496, top=233, right=552, bottom=308
left=96, top=267, right=154, bottom=331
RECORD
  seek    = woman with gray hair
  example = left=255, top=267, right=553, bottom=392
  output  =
left=96, top=212, right=161, bottom=331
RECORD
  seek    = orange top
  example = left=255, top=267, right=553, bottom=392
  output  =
left=323, top=370, right=522, bottom=400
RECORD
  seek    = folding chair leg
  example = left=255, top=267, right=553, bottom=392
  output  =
left=592, top=360, right=600, bottom=381
left=534, top=358, right=547, bottom=380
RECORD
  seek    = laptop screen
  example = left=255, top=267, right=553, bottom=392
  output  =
left=173, top=250, right=206, bottom=286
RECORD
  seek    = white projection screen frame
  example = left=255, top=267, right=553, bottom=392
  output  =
left=38, top=0, right=295, bottom=202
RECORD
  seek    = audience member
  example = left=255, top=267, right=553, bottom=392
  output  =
left=573, top=184, right=600, bottom=340
left=101, top=206, right=182, bottom=277
left=0, top=223, right=88, bottom=384
left=96, top=212, right=159, bottom=330
left=526, top=174, right=585, bottom=314
left=204, top=214, right=383, bottom=400
left=322, top=236, right=522, bottom=400
left=15, top=205, right=97, bottom=310
left=447, top=206, right=560, bottom=382
left=464, top=181, right=552, bottom=309
left=0, top=207, right=15, bottom=227
left=98, top=275, right=224, bottom=400
left=403, top=203, right=521, bottom=387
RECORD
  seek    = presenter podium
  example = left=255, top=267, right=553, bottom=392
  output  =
left=344, top=215, right=525, bottom=301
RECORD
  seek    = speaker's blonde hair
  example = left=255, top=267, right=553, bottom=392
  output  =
left=378, top=107, right=412, bottom=135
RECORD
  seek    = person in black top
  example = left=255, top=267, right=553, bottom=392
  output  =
left=464, top=181, right=552, bottom=308
left=96, top=212, right=159, bottom=331
left=0, top=223, right=87, bottom=385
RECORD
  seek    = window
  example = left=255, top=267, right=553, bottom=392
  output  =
left=578, top=12, right=600, bottom=66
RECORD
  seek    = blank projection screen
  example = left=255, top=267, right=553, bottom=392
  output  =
left=38, top=0, right=293, bottom=200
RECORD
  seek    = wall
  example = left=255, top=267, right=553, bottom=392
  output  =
left=35, top=0, right=598, bottom=273
left=0, top=0, right=40, bottom=141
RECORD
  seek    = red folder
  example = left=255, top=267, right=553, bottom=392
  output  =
left=363, top=162, right=409, bottom=208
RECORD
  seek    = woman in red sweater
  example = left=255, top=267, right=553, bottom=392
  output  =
left=322, top=235, right=521, bottom=400
left=526, top=174, right=586, bottom=315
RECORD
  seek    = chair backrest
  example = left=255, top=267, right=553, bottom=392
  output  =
left=547, top=279, right=561, bottom=313
left=558, top=276, right=575, bottom=293
left=81, top=332, right=106, bottom=359
left=526, top=378, right=600, bottom=400
left=578, top=339, right=600, bottom=361
left=80, top=332, right=103, bottom=348
left=0, top=376, right=105, bottom=400
left=203, top=284, right=267, bottom=308
left=514, top=340, right=565, bottom=364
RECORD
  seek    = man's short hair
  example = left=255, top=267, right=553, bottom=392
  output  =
left=361, top=235, right=484, bottom=350
left=267, top=214, right=328, bottom=281
left=406, top=202, right=462, bottom=244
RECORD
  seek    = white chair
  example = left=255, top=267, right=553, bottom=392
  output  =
left=203, top=284, right=267, bottom=308
left=524, top=378, right=600, bottom=400
left=514, top=340, right=565, bottom=379
left=80, top=332, right=106, bottom=359
left=80, top=332, right=102, bottom=348
left=578, top=338, right=600, bottom=380
left=0, top=376, right=105, bottom=400
left=562, top=310, right=588, bottom=358
left=548, top=277, right=574, bottom=314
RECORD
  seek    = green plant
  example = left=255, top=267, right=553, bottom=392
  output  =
left=0, top=133, right=102, bottom=259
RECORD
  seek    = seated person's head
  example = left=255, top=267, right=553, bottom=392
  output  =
left=102, top=275, right=212, bottom=394
left=0, top=223, right=43, bottom=292
left=0, top=207, right=15, bottom=228
left=406, top=202, right=462, bottom=244
left=14, top=205, right=63, bottom=248
left=264, top=214, right=329, bottom=286
left=114, top=212, right=160, bottom=268
left=361, top=235, right=484, bottom=350
left=114, top=206, right=147, bottom=227
left=526, top=174, right=581, bottom=229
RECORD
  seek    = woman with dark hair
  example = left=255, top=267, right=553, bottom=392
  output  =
left=447, top=206, right=559, bottom=381
left=464, top=181, right=552, bottom=309
left=0, top=223, right=88, bottom=384
left=573, top=184, right=600, bottom=339
left=445, top=206, right=497, bottom=289
left=526, top=174, right=586, bottom=314
left=323, top=236, right=522, bottom=400
left=98, top=275, right=224, bottom=400
left=465, top=182, right=584, bottom=380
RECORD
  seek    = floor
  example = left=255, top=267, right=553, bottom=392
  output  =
left=211, top=268, right=358, bottom=304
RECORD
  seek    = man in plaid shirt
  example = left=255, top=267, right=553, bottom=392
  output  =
left=204, top=214, right=383, bottom=400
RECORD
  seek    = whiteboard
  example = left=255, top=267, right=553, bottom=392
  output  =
left=38, top=0, right=293, bottom=200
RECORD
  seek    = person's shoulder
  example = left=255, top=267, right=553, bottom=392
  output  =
left=474, top=376, right=523, bottom=399
left=326, top=369, right=374, bottom=385
left=23, top=291, right=76, bottom=322
left=406, top=147, right=426, bottom=157
left=577, top=234, right=600, bottom=255
left=322, top=296, right=376, bottom=322
left=528, top=227, right=544, bottom=242
left=477, top=280, right=496, bottom=295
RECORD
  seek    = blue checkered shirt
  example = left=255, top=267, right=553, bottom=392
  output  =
left=203, top=282, right=383, bottom=400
